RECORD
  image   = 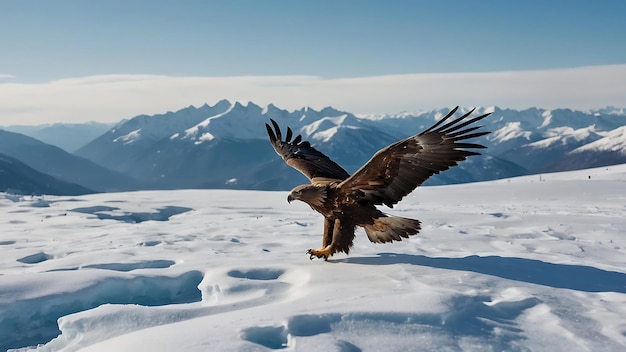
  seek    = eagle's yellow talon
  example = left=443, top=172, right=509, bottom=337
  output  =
left=307, top=248, right=330, bottom=261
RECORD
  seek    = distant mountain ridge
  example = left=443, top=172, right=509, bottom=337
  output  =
left=0, top=130, right=139, bottom=192
left=74, top=100, right=626, bottom=191
left=4, top=100, right=625, bottom=195
left=0, top=153, right=93, bottom=196
left=2, top=122, right=114, bottom=153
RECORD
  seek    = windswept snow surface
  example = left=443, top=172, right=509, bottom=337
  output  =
left=2, top=165, right=626, bottom=351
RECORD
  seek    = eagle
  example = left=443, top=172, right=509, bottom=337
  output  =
left=265, top=107, right=490, bottom=260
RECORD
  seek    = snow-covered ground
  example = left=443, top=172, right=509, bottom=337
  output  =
left=1, top=165, right=625, bottom=352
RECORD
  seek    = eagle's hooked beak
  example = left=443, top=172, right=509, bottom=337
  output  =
left=287, top=194, right=294, bottom=203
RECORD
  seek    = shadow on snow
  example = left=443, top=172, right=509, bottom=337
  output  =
left=340, top=253, right=626, bottom=293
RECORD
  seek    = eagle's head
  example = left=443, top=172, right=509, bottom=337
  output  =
left=287, top=184, right=327, bottom=208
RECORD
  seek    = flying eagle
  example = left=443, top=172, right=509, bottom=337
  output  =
left=266, top=107, right=490, bottom=260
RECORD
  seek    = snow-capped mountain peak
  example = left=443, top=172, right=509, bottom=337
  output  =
left=539, top=110, right=553, bottom=128
left=525, top=125, right=601, bottom=149
left=491, top=122, right=532, bottom=143
left=113, top=128, right=142, bottom=145
left=182, top=101, right=236, bottom=141
left=303, top=115, right=347, bottom=137
left=72, top=101, right=626, bottom=191
left=572, top=126, right=626, bottom=154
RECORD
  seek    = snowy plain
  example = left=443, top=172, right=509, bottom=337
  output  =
left=1, top=165, right=625, bottom=352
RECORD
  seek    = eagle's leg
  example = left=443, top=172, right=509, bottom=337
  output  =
left=307, top=218, right=339, bottom=261
left=322, top=217, right=333, bottom=248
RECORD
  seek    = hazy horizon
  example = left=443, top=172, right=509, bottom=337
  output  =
left=1, top=1, right=625, bottom=125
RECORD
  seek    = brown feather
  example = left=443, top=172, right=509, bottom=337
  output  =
left=265, top=107, right=490, bottom=259
left=339, top=107, right=491, bottom=208
left=265, top=119, right=350, bottom=182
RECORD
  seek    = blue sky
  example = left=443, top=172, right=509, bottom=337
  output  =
left=1, top=0, right=626, bottom=124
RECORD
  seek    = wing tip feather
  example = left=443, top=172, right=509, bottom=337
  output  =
left=270, top=118, right=282, bottom=140
left=265, top=123, right=277, bottom=143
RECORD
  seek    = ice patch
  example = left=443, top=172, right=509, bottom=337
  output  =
left=48, top=260, right=176, bottom=272
left=138, top=240, right=162, bottom=247
left=17, top=252, right=53, bottom=264
left=70, top=205, right=192, bottom=223
left=0, top=271, right=203, bottom=351
left=227, top=268, right=284, bottom=280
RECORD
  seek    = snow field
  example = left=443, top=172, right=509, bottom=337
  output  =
left=1, top=165, right=625, bottom=351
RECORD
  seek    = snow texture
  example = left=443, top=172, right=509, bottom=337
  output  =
left=1, top=165, right=626, bottom=351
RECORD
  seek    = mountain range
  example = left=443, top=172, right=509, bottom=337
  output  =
left=0, top=130, right=138, bottom=194
left=2, top=100, right=626, bottom=194
left=3, top=121, right=113, bottom=153
left=0, top=153, right=93, bottom=196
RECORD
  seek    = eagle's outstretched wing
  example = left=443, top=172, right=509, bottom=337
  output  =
left=265, top=119, right=350, bottom=183
left=339, top=107, right=491, bottom=207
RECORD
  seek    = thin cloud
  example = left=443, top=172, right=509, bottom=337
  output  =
left=0, top=65, right=625, bottom=125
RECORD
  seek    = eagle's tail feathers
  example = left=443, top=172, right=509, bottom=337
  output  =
left=363, top=216, right=421, bottom=243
